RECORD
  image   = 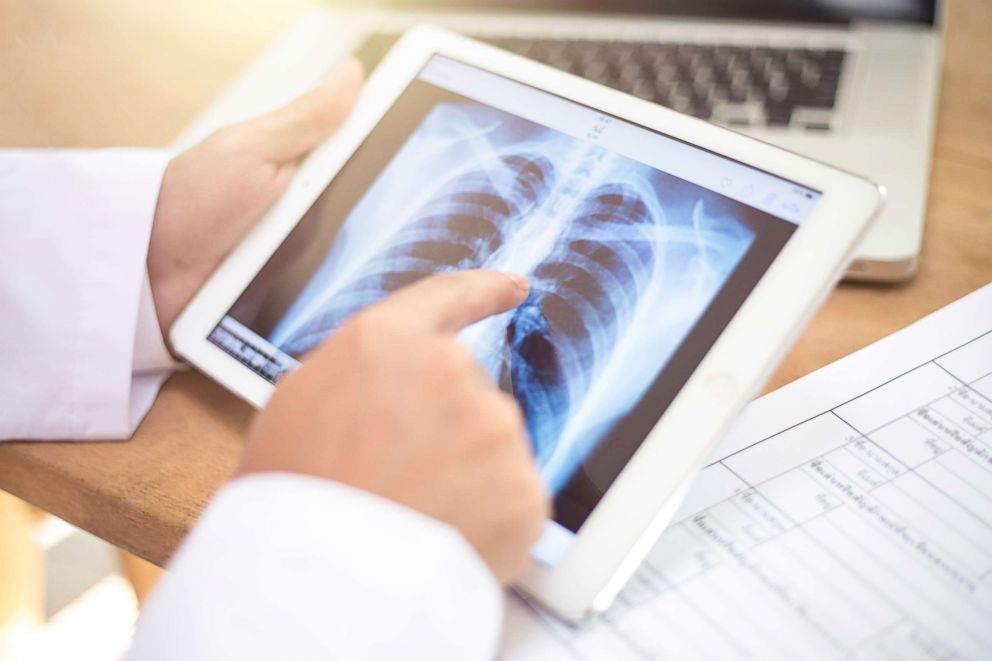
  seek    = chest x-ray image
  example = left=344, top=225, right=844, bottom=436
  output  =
left=258, top=101, right=756, bottom=493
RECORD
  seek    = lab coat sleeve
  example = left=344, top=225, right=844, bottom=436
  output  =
left=128, top=473, right=505, bottom=661
left=0, top=149, right=175, bottom=441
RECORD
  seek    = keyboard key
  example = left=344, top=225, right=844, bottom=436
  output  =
left=764, top=103, right=793, bottom=126
left=727, top=84, right=749, bottom=103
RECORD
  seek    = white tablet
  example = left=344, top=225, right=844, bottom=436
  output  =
left=171, top=25, right=882, bottom=620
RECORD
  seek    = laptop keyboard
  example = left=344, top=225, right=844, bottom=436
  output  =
left=354, top=32, right=846, bottom=131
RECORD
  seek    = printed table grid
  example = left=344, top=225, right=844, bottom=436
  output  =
left=510, top=327, right=992, bottom=660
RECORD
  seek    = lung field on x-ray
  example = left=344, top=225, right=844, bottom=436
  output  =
left=271, top=102, right=754, bottom=487
left=502, top=183, right=659, bottom=464
left=276, top=152, right=555, bottom=354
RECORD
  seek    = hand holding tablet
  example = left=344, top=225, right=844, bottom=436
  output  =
left=171, top=26, right=882, bottom=619
left=148, top=60, right=364, bottom=337
left=238, top=269, right=549, bottom=584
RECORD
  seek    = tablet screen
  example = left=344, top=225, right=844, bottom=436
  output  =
left=208, top=55, right=821, bottom=564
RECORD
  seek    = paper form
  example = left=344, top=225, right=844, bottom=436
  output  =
left=501, top=283, right=992, bottom=660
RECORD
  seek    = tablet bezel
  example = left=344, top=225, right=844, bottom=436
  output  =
left=170, top=25, right=882, bottom=621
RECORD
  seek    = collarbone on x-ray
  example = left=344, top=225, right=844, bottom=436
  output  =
left=272, top=102, right=755, bottom=491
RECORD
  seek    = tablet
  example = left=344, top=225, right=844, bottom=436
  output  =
left=171, top=25, right=882, bottom=620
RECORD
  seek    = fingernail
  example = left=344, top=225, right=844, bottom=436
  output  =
left=502, top=272, right=530, bottom=294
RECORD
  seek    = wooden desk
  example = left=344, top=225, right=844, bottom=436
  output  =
left=1, top=0, right=990, bottom=568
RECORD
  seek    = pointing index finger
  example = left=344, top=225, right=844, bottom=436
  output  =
left=385, top=270, right=530, bottom=334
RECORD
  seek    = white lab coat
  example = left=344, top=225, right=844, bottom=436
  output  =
left=0, top=150, right=503, bottom=660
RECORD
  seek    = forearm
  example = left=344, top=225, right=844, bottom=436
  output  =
left=128, top=474, right=505, bottom=661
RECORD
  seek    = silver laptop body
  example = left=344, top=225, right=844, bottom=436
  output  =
left=180, top=1, right=943, bottom=282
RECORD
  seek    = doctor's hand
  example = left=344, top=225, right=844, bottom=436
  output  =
left=237, top=270, right=551, bottom=584
left=147, top=58, right=364, bottom=340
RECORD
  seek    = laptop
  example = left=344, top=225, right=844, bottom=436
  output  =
left=178, top=1, right=943, bottom=282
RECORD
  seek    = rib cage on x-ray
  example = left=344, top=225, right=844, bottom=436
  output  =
left=279, top=154, right=661, bottom=468
left=268, top=105, right=755, bottom=483
left=502, top=184, right=658, bottom=463
left=278, top=153, right=555, bottom=354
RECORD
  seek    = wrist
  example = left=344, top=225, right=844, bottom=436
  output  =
left=147, top=264, right=206, bottom=345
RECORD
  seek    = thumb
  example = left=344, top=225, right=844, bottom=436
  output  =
left=248, top=57, right=364, bottom=162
